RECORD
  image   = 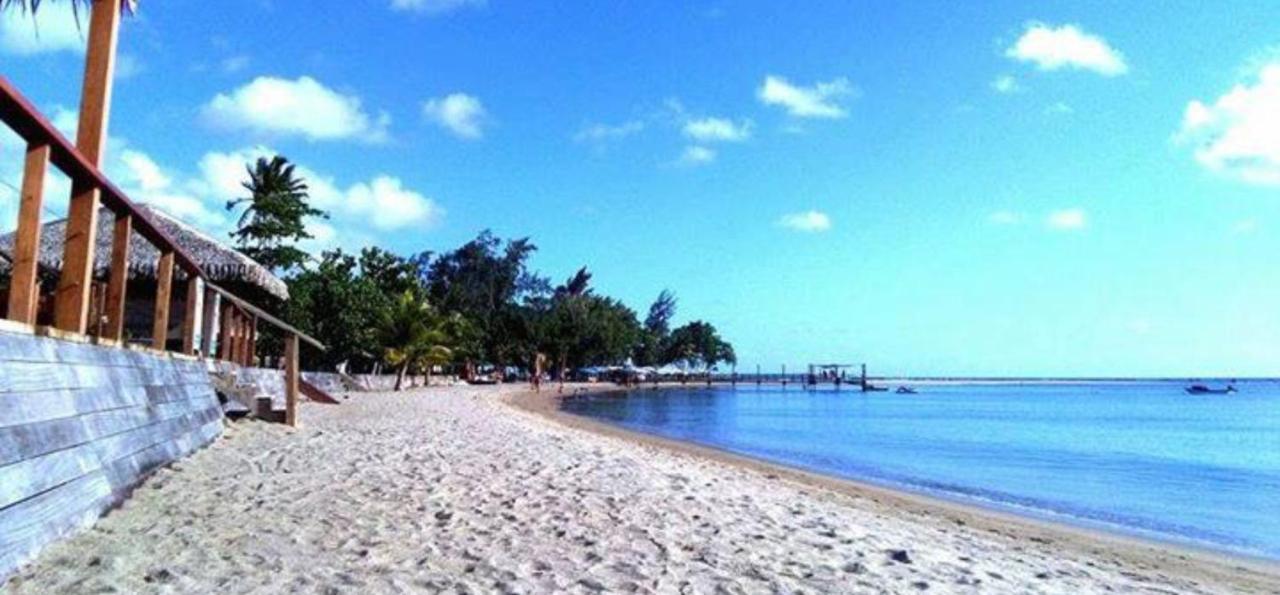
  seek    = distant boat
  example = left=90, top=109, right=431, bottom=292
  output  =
left=863, top=385, right=889, bottom=392
left=895, top=386, right=918, bottom=394
left=1185, top=384, right=1236, bottom=395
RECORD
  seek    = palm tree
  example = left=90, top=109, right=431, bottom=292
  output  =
left=1, top=0, right=136, bottom=16
left=380, top=291, right=456, bottom=391
left=226, top=156, right=326, bottom=274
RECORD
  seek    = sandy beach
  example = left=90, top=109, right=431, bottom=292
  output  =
left=4, top=385, right=1277, bottom=594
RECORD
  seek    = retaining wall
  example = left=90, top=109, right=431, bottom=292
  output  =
left=0, top=322, right=223, bottom=579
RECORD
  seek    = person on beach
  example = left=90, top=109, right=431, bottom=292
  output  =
left=532, top=352, right=547, bottom=393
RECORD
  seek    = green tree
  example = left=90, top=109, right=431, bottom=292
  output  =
left=227, top=156, right=327, bottom=274
left=359, top=247, right=426, bottom=297
left=635, top=289, right=676, bottom=366
left=531, top=268, right=642, bottom=377
left=283, top=250, right=388, bottom=371
left=427, top=230, right=547, bottom=373
left=379, top=290, right=455, bottom=391
left=664, top=321, right=736, bottom=371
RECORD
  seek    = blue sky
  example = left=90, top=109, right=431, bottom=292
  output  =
left=2, top=1, right=1280, bottom=377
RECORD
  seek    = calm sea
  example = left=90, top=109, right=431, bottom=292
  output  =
left=559, top=381, right=1280, bottom=559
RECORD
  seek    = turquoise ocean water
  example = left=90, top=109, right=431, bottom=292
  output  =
left=559, top=381, right=1280, bottom=559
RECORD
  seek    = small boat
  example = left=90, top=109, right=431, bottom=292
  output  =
left=863, top=385, right=889, bottom=392
left=895, top=386, right=918, bottom=394
left=1185, top=384, right=1236, bottom=395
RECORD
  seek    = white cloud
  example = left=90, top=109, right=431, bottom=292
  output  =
left=1177, top=63, right=1280, bottom=186
left=778, top=210, right=832, bottom=232
left=574, top=120, right=645, bottom=144
left=0, top=126, right=441, bottom=251
left=112, top=150, right=227, bottom=228
left=1006, top=23, right=1128, bottom=76
left=988, top=210, right=1023, bottom=225
left=677, top=145, right=716, bottom=166
left=757, top=75, right=856, bottom=119
left=344, top=176, right=445, bottom=231
left=298, top=166, right=443, bottom=233
left=202, top=76, right=389, bottom=142
left=422, top=93, right=488, bottom=140
left=390, top=0, right=484, bottom=14
left=118, top=150, right=172, bottom=192
left=0, top=3, right=83, bottom=55
left=1046, top=208, right=1087, bottom=230
left=991, top=75, right=1021, bottom=94
left=190, top=146, right=275, bottom=204
left=682, top=117, right=753, bottom=143
left=173, top=146, right=447, bottom=236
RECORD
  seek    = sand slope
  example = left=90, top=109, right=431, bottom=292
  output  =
left=4, top=386, right=1275, bottom=594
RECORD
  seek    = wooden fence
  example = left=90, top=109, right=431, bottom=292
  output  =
left=0, top=76, right=321, bottom=426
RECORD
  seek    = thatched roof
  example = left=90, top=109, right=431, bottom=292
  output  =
left=0, top=204, right=289, bottom=300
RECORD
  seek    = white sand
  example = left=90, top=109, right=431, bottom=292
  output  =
left=4, top=386, right=1276, bottom=594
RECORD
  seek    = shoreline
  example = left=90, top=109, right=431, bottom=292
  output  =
left=9, top=384, right=1279, bottom=593
left=507, top=385, right=1280, bottom=592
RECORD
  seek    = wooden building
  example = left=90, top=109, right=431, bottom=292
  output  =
left=0, top=204, right=286, bottom=353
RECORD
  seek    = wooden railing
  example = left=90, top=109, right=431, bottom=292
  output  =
left=0, top=75, right=321, bottom=426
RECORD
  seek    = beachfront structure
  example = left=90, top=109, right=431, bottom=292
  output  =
left=0, top=76, right=319, bottom=582
left=0, top=0, right=322, bottom=579
left=0, top=204, right=288, bottom=354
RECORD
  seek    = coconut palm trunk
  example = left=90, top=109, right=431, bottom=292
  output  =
left=395, top=362, right=408, bottom=391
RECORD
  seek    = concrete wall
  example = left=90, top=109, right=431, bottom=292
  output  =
left=205, top=366, right=352, bottom=414
left=0, top=322, right=223, bottom=579
left=209, top=367, right=454, bottom=411
left=345, top=373, right=456, bottom=391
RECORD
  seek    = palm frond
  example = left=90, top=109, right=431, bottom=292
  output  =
left=1, top=0, right=136, bottom=17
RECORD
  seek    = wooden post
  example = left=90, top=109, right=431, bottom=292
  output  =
left=101, top=213, right=131, bottom=340
left=254, top=397, right=273, bottom=421
left=238, top=312, right=251, bottom=366
left=246, top=315, right=258, bottom=366
left=88, top=281, right=104, bottom=336
left=151, top=251, right=174, bottom=350
left=73, top=0, right=122, bottom=167
left=238, top=311, right=251, bottom=366
left=6, top=143, right=50, bottom=324
left=227, top=309, right=241, bottom=363
left=200, top=287, right=217, bottom=357
left=217, top=302, right=233, bottom=360
left=180, top=275, right=199, bottom=355
left=53, top=0, right=124, bottom=334
left=284, top=332, right=299, bottom=427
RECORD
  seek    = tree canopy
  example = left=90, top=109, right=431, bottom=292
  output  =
left=218, top=159, right=736, bottom=378
left=282, top=250, right=389, bottom=371
left=531, top=268, right=642, bottom=376
left=227, top=156, right=327, bottom=275
left=635, top=289, right=677, bottom=366
left=425, top=230, right=547, bottom=369
left=664, top=321, right=737, bottom=371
